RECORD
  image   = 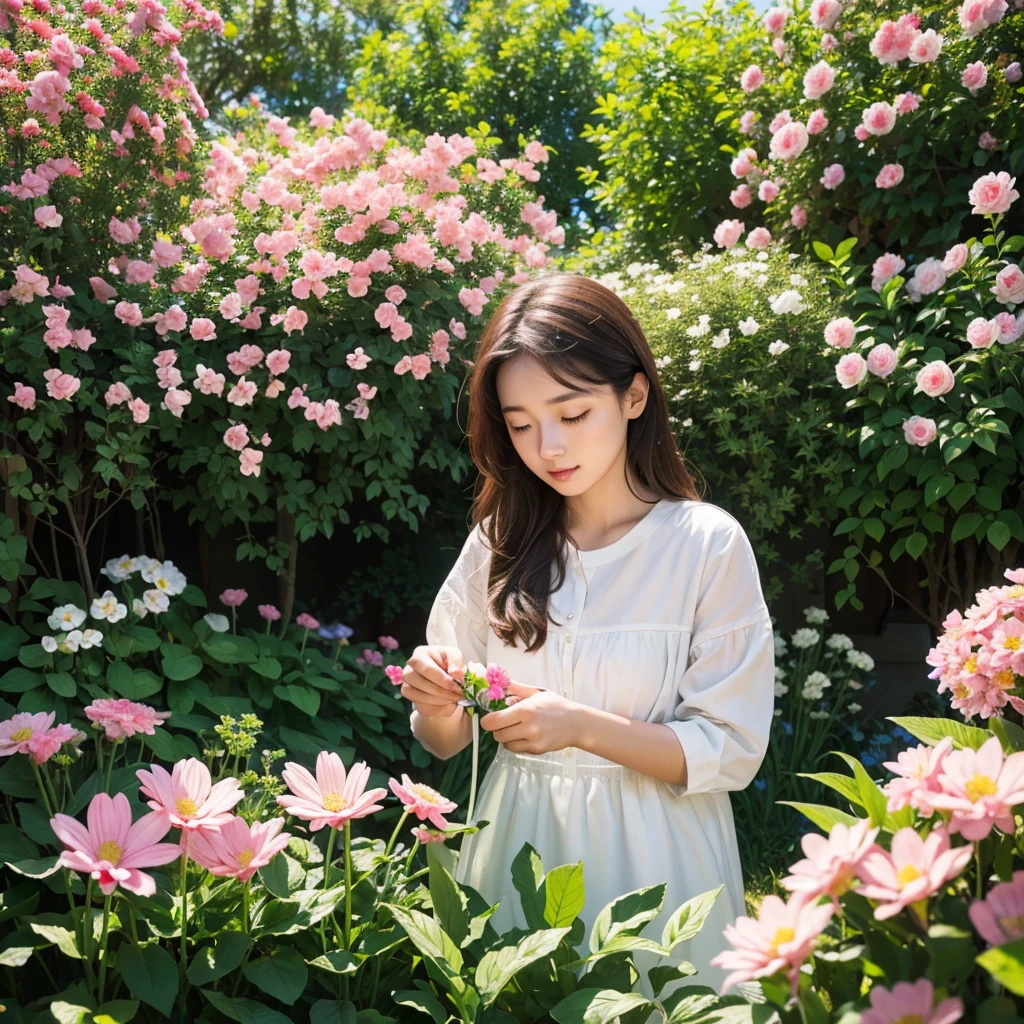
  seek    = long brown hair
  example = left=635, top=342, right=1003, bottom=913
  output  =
left=466, top=271, right=703, bottom=652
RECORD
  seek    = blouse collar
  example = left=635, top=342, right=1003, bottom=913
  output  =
left=565, top=498, right=681, bottom=569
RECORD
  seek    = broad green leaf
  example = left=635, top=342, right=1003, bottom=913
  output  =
left=384, top=903, right=463, bottom=976
left=778, top=802, right=862, bottom=834
left=888, top=716, right=990, bottom=751
left=187, top=931, right=251, bottom=986
left=551, top=989, right=654, bottom=1023
left=832, top=752, right=888, bottom=827
left=661, top=886, right=722, bottom=948
left=590, top=884, right=665, bottom=953
left=202, top=989, right=293, bottom=1024
left=118, top=943, right=178, bottom=1017
left=509, top=841, right=547, bottom=930
left=244, top=947, right=308, bottom=1005
left=978, top=939, right=1024, bottom=995
left=309, top=1001, right=357, bottom=1024
left=30, top=922, right=81, bottom=959
left=543, top=862, right=585, bottom=928
left=161, top=652, right=203, bottom=681
left=475, top=927, right=570, bottom=1005
left=428, top=846, right=468, bottom=947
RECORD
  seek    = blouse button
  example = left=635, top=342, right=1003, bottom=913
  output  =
left=567, top=612, right=575, bottom=620
left=565, top=635, right=572, bottom=645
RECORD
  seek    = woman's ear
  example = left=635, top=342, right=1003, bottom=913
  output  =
left=625, top=372, right=649, bottom=419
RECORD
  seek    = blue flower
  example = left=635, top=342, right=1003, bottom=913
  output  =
left=861, top=753, right=878, bottom=767
left=781, top=721, right=793, bottom=736
left=754, top=779, right=767, bottom=791
left=318, top=623, right=354, bottom=641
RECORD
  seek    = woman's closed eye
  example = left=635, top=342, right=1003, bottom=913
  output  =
left=510, top=410, right=589, bottom=434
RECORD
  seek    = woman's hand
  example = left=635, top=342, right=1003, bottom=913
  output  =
left=400, top=644, right=466, bottom=718
left=479, top=682, right=585, bottom=754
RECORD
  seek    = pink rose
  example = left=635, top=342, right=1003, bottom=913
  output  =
left=910, top=258, right=947, bottom=297
left=790, top=205, right=807, bottom=228
left=769, top=121, right=809, bottom=162
left=746, top=227, right=772, bottom=250
left=104, top=382, right=132, bottom=407
left=769, top=110, right=792, bottom=135
left=730, top=185, right=752, bottom=208
left=385, top=285, right=406, bottom=305
left=740, top=65, right=765, bottom=93
left=239, top=448, right=264, bottom=477
left=908, top=29, right=943, bottom=64
left=162, top=389, right=192, bottom=418
left=714, top=219, right=745, bottom=249
left=266, top=349, right=291, bottom=375
left=1006, top=62, right=1022, bottom=84
left=758, top=180, right=780, bottom=203
left=993, top=264, right=1024, bottom=304
left=959, top=0, right=1008, bottom=37
left=825, top=317, right=857, bottom=349
left=820, top=163, right=845, bottom=190
left=872, top=253, right=906, bottom=292
left=876, top=164, right=905, bottom=189
left=42, top=368, right=80, bottom=401
left=114, top=301, right=143, bottom=327
left=34, top=205, right=63, bottom=229
left=223, top=425, right=249, bottom=451
left=968, top=172, right=1019, bottom=216
left=862, top=102, right=897, bottom=136
left=128, top=397, right=150, bottom=424
left=763, top=7, right=787, bottom=35
left=966, top=316, right=1001, bottom=349
left=979, top=132, right=998, bottom=151
left=835, top=353, right=867, bottom=388
left=916, top=361, right=955, bottom=398
left=895, top=91, right=921, bottom=115
left=7, top=382, right=37, bottom=411
left=810, top=0, right=841, bottom=30
left=866, top=343, right=897, bottom=378
left=803, top=61, right=835, bottom=100
left=943, top=244, right=968, bottom=274
left=283, top=306, right=308, bottom=335
left=190, top=317, right=217, bottom=341
left=962, top=61, right=988, bottom=95
left=903, top=416, right=937, bottom=447
left=807, top=109, right=828, bottom=135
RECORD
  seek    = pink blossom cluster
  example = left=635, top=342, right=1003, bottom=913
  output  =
left=0, top=710, right=85, bottom=765
left=926, top=568, right=1024, bottom=721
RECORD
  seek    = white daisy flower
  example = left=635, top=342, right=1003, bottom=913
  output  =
left=791, top=627, right=820, bottom=649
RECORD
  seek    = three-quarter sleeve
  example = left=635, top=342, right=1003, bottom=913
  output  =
left=424, top=526, right=491, bottom=666
left=662, top=516, right=775, bottom=797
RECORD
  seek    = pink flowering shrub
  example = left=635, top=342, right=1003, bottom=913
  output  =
left=712, top=1, right=1023, bottom=255
left=815, top=174, right=1023, bottom=625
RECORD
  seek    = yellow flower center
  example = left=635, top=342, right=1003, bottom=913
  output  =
left=176, top=798, right=198, bottom=818
left=322, top=792, right=349, bottom=812
left=897, top=864, right=922, bottom=888
left=994, top=669, right=1016, bottom=691
left=998, top=913, right=1024, bottom=936
left=965, top=775, right=997, bottom=802
left=237, top=850, right=254, bottom=868
left=410, top=783, right=442, bottom=804
left=10, top=727, right=32, bottom=742
left=768, top=927, right=795, bottom=956
left=1007, top=586, right=1024, bottom=599
left=964, top=655, right=978, bottom=674
left=155, top=577, right=169, bottom=590
left=98, top=840, right=122, bottom=866
left=953, top=682, right=972, bottom=700
left=1004, top=637, right=1022, bottom=651
left=892, top=1015, right=924, bottom=1024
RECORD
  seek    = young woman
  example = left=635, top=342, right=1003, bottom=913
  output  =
left=399, top=271, right=775, bottom=993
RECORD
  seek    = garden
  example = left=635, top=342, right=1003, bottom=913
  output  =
left=1, top=0, right=1023, bottom=1021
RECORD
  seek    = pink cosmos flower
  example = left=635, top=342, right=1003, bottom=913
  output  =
left=28, top=723, right=85, bottom=765
left=85, top=699, right=171, bottom=741
left=389, top=774, right=458, bottom=828
left=916, top=361, right=955, bottom=398
left=276, top=752, right=388, bottom=831
left=835, top=353, right=867, bottom=389
left=782, top=819, right=879, bottom=906
left=259, top=604, right=281, bottom=621
left=969, top=870, right=1024, bottom=946
left=876, top=164, right=905, bottom=189
left=902, top=416, right=938, bottom=448
left=928, top=736, right=1024, bottom=841
left=385, top=665, right=405, bottom=686
left=137, top=758, right=244, bottom=834
left=860, top=979, right=963, bottom=1024
left=187, top=814, right=292, bottom=882
left=968, top=172, right=1018, bottom=216
left=220, top=589, right=248, bottom=607
left=50, top=792, right=181, bottom=897
left=855, top=827, right=973, bottom=923
left=882, top=738, right=952, bottom=815
left=0, top=711, right=56, bottom=756
left=710, top=893, right=835, bottom=994
left=296, top=613, right=320, bottom=630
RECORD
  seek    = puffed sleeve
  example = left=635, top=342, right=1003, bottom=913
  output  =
left=662, top=514, right=775, bottom=797
left=423, top=525, right=491, bottom=666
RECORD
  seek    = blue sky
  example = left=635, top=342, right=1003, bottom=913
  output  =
left=598, top=0, right=772, bottom=21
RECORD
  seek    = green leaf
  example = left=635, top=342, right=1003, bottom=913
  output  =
left=201, top=989, right=294, bottom=1024
left=778, top=802, right=862, bottom=834
left=946, top=482, right=976, bottom=513
left=309, top=1001, right=357, bottom=1024
left=978, top=939, right=1024, bottom=995
left=905, top=532, right=928, bottom=559
left=253, top=657, right=283, bottom=680
left=427, top=846, right=469, bottom=947
left=392, top=990, right=447, bottom=1024
left=988, top=520, right=1012, bottom=551
left=923, top=469, right=954, bottom=504
left=93, top=1001, right=139, bottom=1024
left=46, top=671, right=77, bottom=698
left=30, top=922, right=82, bottom=959
left=1, top=667, right=42, bottom=693
left=942, top=436, right=972, bottom=463
left=118, top=943, right=178, bottom=1017
left=832, top=752, right=888, bottom=827
left=475, top=927, right=571, bottom=1006
left=201, top=636, right=258, bottom=665
left=187, top=931, right=251, bottom=986
left=798, top=771, right=863, bottom=809
left=812, top=241, right=835, bottom=262
left=273, top=684, right=321, bottom=717
left=661, top=886, right=723, bottom=948
left=952, top=513, right=983, bottom=543
left=590, top=885, right=665, bottom=953
left=384, top=903, right=463, bottom=976
left=510, top=842, right=547, bottom=930
left=551, top=990, right=655, bottom=1023
left=244, top=947, right=308, bottom=1005
left=889, top=716, right=990, bottom=751
left=543, top=862, right=585, bottom=928
left=161, top=652, right=203, bottom=681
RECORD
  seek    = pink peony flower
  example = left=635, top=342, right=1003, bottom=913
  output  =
left=43, top=368, right=80, bottom=401
left=876, top=164, right=905, bottom=189
left=835, top=353, right=867, bottom=388
left=187, top=814, right=292, bottom=882
left=806, top=109, right=828, bottom=135
left=810, top=0, right=841, bottom=30
left=928, top=736, right=1024, bottom=841
left=908, top=29, right=943, bottom=64
left=389, top=774, right=458, bottom=828
left=916, top=361, right=955, bottom=398
left=856, top=827, right=973, bottom=923
left=220, top=589, right=248, bottom=607
left=803, top=61, right=835, bottom=100
left=962, top=61, right=988, bottom=95
left=824, top=317, right=856, bottom=349
left=861, top=979, right=963, bottom=1024
left=276, top=752, right=388, bottom=831
left=283, top=305, right=308, bottom=335
left=746, top=227, right=772, bottom=250
left=190, top=317, right=217, bottom=341
left=820, top=163, right=845, bottom=190
left=0, top=711, right=56, bottom=756
left=866, top=343, right=897, bottom=378
left=769, top=121, right=809, bottom=162
left=137, top=758, right=245, bottom=834
left=710, top=893, right=835, bottom=994
left=969, top=870, right=1024, bottom=946
left=50, top=793, right=181, bottom=897
left=85, top=699, right=171, bottom=741
left=968, top=172, right=1018, bottom=216
left=902, top=416, right=938, bottom=448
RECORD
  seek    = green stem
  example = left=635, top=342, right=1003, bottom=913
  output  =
left=103, top=740, right=120, bottom=794
left=344, top=821, right=353, bottom=951
left=321, top=826, right=338, bottom=952
left=976, top=844, right=984, bottom=901
left=299, top=631, right=309, bottom=658
left=31, top=760, right=55, bottom=817
left=97, top=895, right=113, bottom=1003
left=179, top=844, right=190, bottom=1017
left=404, top=839, right=421, bottom=880
left=384, top=810, right=410, bottom=859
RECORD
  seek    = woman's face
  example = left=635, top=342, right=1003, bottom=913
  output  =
left=495, top=354, right=648, bottom=497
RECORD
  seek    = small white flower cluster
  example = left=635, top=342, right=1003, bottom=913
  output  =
left=42, top=603, right=103, bottom=654
left=738, top=317, right=760, bottom=336
left=802, top=669, right=831, bottom=701
left=847, top=649, right=875, bottom=672
left=803, top=606, right=829, bottom=625
left=711, top=328, right=731, bottom=350
left=826, top=632, right=853, bottom=651
left=664, top=307, right=682, bottom=320
left=774, top=633, right=788, bottom=656
left=808, top=710, right=831, bottom=720
left=102, top=553, right=188, bottom=619
left=768, top=340, right=790, bottom=356
left=654, top=355, right=673, bottom=369
left=686, top=314, right=712, bottom=338
left=791, top=627, right=820, bottom=649
left=769, top=289, right=806, bottom=315
left=775, top=680, right=789, bottom=698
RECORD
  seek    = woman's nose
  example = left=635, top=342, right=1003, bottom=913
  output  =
left=538, top=426, right=566, bottom=461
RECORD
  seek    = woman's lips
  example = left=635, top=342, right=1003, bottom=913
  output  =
left=548, top=467, right=578, bottom=481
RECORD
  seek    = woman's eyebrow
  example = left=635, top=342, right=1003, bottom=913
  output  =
left=501, top=389, right=590, bottom=414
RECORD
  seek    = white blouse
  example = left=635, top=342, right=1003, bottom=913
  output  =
left=422, top=498, right=775, bottom=995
